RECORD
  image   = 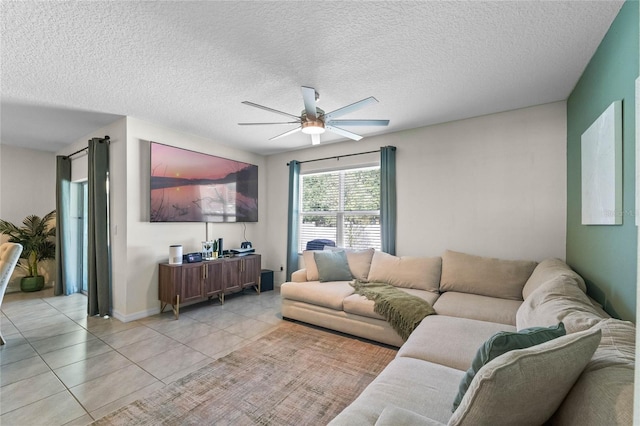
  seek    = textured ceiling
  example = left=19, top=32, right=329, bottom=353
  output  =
left=1, top=1, right=624, bottom=156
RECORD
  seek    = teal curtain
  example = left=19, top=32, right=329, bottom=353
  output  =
left=55, top=156, right=75, bottom=295
left=286, top=161, right=301, bottom=281
left=380, top=146, right=397, bottom=255
left=87, top=137, right=112, bottom=316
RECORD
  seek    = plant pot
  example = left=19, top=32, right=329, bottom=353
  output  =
left=20, top=276, right=45, bottom=292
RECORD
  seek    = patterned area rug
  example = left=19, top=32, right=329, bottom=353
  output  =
left=94, top=321, right=397, bottom=425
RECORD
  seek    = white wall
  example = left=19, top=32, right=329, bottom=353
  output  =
left=0, top=144, right=56, bottom=224
left=58, top=118, right=128, bottom=314
left=122, top=117, right=267, bottom=321
left=1, top=101, right=566, bottom=318
left=0, top=144, right=57, bottom=290
left=266, top=102, right=567, bottom=284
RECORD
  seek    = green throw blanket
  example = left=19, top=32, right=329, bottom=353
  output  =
left=350, top=280, right=436, bottom=341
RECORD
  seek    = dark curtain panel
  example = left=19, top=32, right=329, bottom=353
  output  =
left=286, top=161, right=301, bottom=281
left=87, top=137, right=112, bottom=316
left=55, top=156, right=75, bottom=295
left=380, top=146, right=397, bottom=255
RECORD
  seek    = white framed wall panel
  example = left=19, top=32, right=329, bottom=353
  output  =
left=581, top=100, right=623, bottom=225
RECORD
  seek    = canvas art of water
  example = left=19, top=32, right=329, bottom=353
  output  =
left=150, top=142, right=258, bottom=222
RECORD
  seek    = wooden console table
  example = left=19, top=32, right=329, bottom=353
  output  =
left=158, top=254, right=261, bottom=319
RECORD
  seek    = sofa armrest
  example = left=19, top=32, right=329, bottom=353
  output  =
left=291, top=269, right=308, bottom=282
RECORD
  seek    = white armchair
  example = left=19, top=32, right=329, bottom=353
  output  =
left=0, top=242, right=23, bottom=344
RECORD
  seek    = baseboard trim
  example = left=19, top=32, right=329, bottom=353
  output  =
left=112, top=306, right=161, bottom=323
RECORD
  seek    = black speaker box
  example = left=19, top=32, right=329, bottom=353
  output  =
left=260, top=269, right=274, bottom=292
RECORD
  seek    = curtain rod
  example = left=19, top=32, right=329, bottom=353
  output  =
left=65, top=135, right=110, bottom=159
left=66, top=146, right=87, bottom=159
left=287, top=148, right=390, bottom=166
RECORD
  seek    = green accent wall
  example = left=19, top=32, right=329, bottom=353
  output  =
left=566, top=0, right=639, bottom=321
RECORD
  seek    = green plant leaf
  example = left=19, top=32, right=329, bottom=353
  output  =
left=0, top=210, right=56, bottom=277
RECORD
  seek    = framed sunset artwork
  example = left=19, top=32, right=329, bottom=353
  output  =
left=150, top=142, right=258, bottom=222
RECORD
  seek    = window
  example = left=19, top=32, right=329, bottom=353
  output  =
left=299, top=166, right=381, bottom=252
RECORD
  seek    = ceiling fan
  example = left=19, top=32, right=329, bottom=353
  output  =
left=239, top=86, right=390, bottom=145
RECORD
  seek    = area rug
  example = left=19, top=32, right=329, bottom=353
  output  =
left=94, top=321, right=397, bottom=425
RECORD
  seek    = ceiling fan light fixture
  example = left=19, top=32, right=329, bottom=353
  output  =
left=301, top=120, right=325, bottom=135
left=240, top=86, right=389, bottom=144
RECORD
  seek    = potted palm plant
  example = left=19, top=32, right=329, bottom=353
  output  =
left=0, top=210, right=56, bottom=292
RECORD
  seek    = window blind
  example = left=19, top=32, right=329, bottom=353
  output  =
left=299, top=166, right=381, bottom=252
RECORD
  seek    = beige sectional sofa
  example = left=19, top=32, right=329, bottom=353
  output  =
left=280, top=249, right=635, bottom=425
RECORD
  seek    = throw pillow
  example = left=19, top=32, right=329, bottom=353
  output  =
left=448, top=327, right=602, bottom=426
left=324, top=247, right=375, bottom=281
left=452, top=322, right=566, bottom=411
left=314, top=250, right=352, bottom=282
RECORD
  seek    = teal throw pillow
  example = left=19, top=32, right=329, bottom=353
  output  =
left=314, top=250, right=352, bottom=282
left=452, top=322, right=566, bottom=411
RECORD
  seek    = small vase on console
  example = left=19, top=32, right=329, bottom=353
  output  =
left=202, top=241, right=215, bottom=261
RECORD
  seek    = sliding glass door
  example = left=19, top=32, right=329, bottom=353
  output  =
left=71, top=181, right=89, bottom=293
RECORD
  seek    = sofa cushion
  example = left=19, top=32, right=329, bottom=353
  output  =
left=550, top=319, right=635, bottom=426
left=324, top=247, right=375, bottom=281
left=433, top=292, right=521, bottom=325
left=452, top=322, right=566, bottom=411
left=585, top=318, right=635, bottom=370
left=440, top=250, right=537, bottom=301
left=516, top=277, right=605, bottom=333
left=376, top=406, right=445, bottom=426
left=398, top=315, right=515, bottom=371
left=302, top=250, right=321, bottom=281
left=343, top=289, right=439, bottom=321
left=291, top=268, right=308, bottom=282
left=314, top=250, right=352, bottom=282
left=448, top=327, right=601, bottom=426
left=552, top=366, right=633, bottom=426
left=367, top=251, right=441, bottom=293
left=304, top=248, right=375, bottom=281
left=400, top=288, right=441, bottom=305
left=280, top=281, right=354, bottom=310
left=329, top=357, right=464, bottom=426
left=282, top=299, right=405, bottom=347
left=343, top=294, right=384, bottom=320
left=522, top=258, right=587, bottom=300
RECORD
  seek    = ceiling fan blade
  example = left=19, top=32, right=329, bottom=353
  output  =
left=238, top=121, right=301, bottom=125
left=311, top=134, right=321, bottom=145
left=269, top=126, right=301, bottom=141
left=325, top=125, right=363, bottom=141
left=242, top=101, right=300, bottom=120
left=301, top=86, right=317, bottom=120
left=324, top=97, right=378, bottom=121
left=326, top=119, right=389, bottom=127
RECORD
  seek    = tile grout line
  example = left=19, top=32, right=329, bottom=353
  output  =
left=1, top=289, right=283, bottom=424
left=1, top=298, right=93, bottom=423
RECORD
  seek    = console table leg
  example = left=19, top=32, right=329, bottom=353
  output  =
left=172, top=295, right=180, bottom=320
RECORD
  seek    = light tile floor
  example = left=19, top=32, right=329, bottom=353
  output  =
left=0, top=286, right=283, bottom=425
